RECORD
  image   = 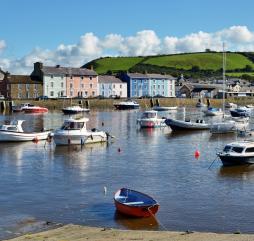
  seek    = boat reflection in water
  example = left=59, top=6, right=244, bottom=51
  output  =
left=218, top=165, right=254, bottom=180
left=114, top=211, right=159, bottom=230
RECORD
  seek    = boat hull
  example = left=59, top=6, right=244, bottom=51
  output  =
left=62, top=109, right=89, bottom=114
left=114, top=200, right=159, bottom=218
left=114, top=188, right=159, bottom=218
left=153, top=106, right=177, bottom=111
left=23, top=108, right=48, bottom=113
left=138, top=120, right=166, bottom=128
left=114, top=104, right=139, bottom=110
left=0, top=131, right=50, bottom=142
left=165, top=118, right=210, bottom=131
left=218, top=154, right=254, bottom=166
left=53, top=131, right=107, bottom=145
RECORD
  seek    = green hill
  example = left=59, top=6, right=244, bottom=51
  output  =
left=83, top=52, right=254, bottom=80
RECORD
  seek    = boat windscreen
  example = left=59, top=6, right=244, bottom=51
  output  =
left=61, top=121, right=84, bottom=130
left=142, top=113, right=156, bottom=118
left=223, top=145, right=231, bottom=152
left=231, top=147, right=244, bottom=153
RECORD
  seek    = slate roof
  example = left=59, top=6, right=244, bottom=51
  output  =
left=126, top=73, right=175, bottom=79
left=181, top=83, right=217, bottom=92
left=98, top=75, right=125, bottom=84
left=41, top=66, right=97, bottom=76
left=7, top=75, right=42, bottom=84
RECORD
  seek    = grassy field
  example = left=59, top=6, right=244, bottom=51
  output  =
left=227, top=72, right=254, bottom=77
left=84, top=52, right=254, bottom=75
left=143, top=53, right=254, bottom=70
left=91, top=56, right=144, bottom=74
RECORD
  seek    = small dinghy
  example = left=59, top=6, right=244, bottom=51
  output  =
left=137, top=110, right=166, bottom=128
left=0, top=120, right=51, bottom=142
left=152, top=106, right=177, bottom=111
left=114, top=188, right=159, bottom=218
left=165, top=118, right=210, bottom=131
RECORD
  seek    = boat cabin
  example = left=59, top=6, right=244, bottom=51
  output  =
left=60, top=118, right=88, bottom=130
left=0, top=120, right=24, bottom=132
left=223, top=141, right=254, bottom=154
left=141, top=110, right=158, bottom=119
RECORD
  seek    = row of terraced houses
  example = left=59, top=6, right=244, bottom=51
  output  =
left=0, top=62, right=176, bottom=99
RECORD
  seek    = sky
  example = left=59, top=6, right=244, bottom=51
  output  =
left=1, top=0, right=254, bottom=74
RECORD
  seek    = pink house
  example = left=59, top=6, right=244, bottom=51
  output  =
left=66, top=68, right=98, bottom=98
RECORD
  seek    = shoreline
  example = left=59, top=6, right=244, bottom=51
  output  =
left=6, top=224, right=254, bottom=241
left=11, top=97, right=254, bottom=110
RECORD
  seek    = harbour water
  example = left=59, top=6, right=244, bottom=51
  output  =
left=1, top=108, right=254, bottom=239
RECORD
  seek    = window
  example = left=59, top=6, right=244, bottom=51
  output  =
left=102, top=91, right=104, bottom=96
left=232, top=147, right=244, bottom=153
left=120, top=91, right=122, bottom=96
left=70, top=83, right=73, bottom=88
left=50, top=82, right=54, bottom=88
left=245, top=147, right=254, bottom=153
left=85, top=91, right=88, bottom=96
left=90, top=84, right=93, bottom=88
left=113, top=84, right=115, bottom=89
left=70, top=76, right=73, bottom=79
left=81, top=76, right=84, bottom=80
left=18, top=84, right=22, bottom=90
left=92, top=91, right=95, bottom=96
left=81, top=84, right=84, bottom=88
left=70, top=91, right=73, bottom=97
left=120, top=84, right=122, bottom=89
left=61, top=82, right=64, bottom=88
left=102, top=84, right=104, bottom=89
left=90, top=76, right=93, bottom=80
left=18, top=92, right=22, bottom=99
left=34, top=84, right=38, bottom=90
left=50, top=91, right=54, bottom=97
left=51, top=75, right=53, bottom=78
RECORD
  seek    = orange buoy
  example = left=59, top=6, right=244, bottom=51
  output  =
left=194, top=149, right=200, bottom=159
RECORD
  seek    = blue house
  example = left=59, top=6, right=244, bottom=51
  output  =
left=122, top=73, right=176, bottom=98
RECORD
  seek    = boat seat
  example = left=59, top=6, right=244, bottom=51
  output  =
left=124, top=201, right=144, bottom=205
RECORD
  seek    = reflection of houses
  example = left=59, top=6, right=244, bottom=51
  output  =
left=121, top=73, right=176, bottom=98
left=179, top=83, right=217, bottom=98
left=98, top=75, right=127, bottom=98
left=31, top=62, right=98, bottom=98
left=2, top=74, right=43, bottom=99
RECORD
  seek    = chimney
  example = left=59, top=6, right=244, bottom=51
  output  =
left=56, top=64, right=60, bottom=68
left=90, top=65, right=93, bottom=70
left=34, top=62, right=43, bottom=71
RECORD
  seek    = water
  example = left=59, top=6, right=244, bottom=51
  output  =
left=1, top=108, right=254, bottom=239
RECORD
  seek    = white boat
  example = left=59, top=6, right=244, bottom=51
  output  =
left=152, top=106, right=177, bottom=111
left=12, top=103, right=32, bottom=112
left=62, top=105, right=90, bottom=114
left=165, top=118, right=210, bottom=131
left=137, top=110, right=166, bottom=128
left=203, top=107, right=223, bottom=116
left=0, top=120, right=51, bottom=142
left=53, top=117, right=110, bottom=145
left=217, top=141, right=254, bottom=166
left=210, top=120, right=236, bottom=134
left=225, top=102, right=237, bottom=109
left=114, top=100, right=140, bottom=110
left=196, top=102, right=207, bottom=108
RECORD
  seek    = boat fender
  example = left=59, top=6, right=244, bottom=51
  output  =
left=194, top=150, right=200, bottom=159
left=33, top=136, right=39, bottom=143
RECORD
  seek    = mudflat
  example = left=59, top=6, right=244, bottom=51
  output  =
left=7, top=224, right=254, bottom=241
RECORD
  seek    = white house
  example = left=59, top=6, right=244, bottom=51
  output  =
left=98, top=75, right=127, bottom=98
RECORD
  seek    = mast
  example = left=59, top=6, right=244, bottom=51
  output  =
left=222, top=42, right=226, bottom=117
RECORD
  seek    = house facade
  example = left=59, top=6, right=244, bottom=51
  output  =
left=121, top=73, right=176, bottom=98
left=31, top=62, right=98, bottom=98
left=98, top=75, right=127, bottom=98
left=3, top=74, right=43, bottom=99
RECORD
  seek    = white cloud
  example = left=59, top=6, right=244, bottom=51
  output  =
left=1, top=26, right=254, bottom=74
left=0, top=40, right=6, bottom=52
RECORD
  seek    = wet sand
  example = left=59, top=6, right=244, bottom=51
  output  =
left=7, top=224, right=254, bottom=241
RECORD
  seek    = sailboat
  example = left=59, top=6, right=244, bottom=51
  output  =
left=210, top=43, right=248, bottom=134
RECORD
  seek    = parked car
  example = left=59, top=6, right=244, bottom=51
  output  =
left=36, top=95, right=48, bottom=100
left=0, top=95, right=5, bottom=100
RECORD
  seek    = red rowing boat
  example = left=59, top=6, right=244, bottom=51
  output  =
left=114, top=188, right=159, bottom=218
left=22, top=105, right=48, bottom=113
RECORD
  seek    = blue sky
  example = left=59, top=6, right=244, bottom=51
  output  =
left=1, top=0, right=254, bottom=73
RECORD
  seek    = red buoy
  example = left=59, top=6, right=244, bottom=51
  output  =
left=194, top=150, right=200, bottom=159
